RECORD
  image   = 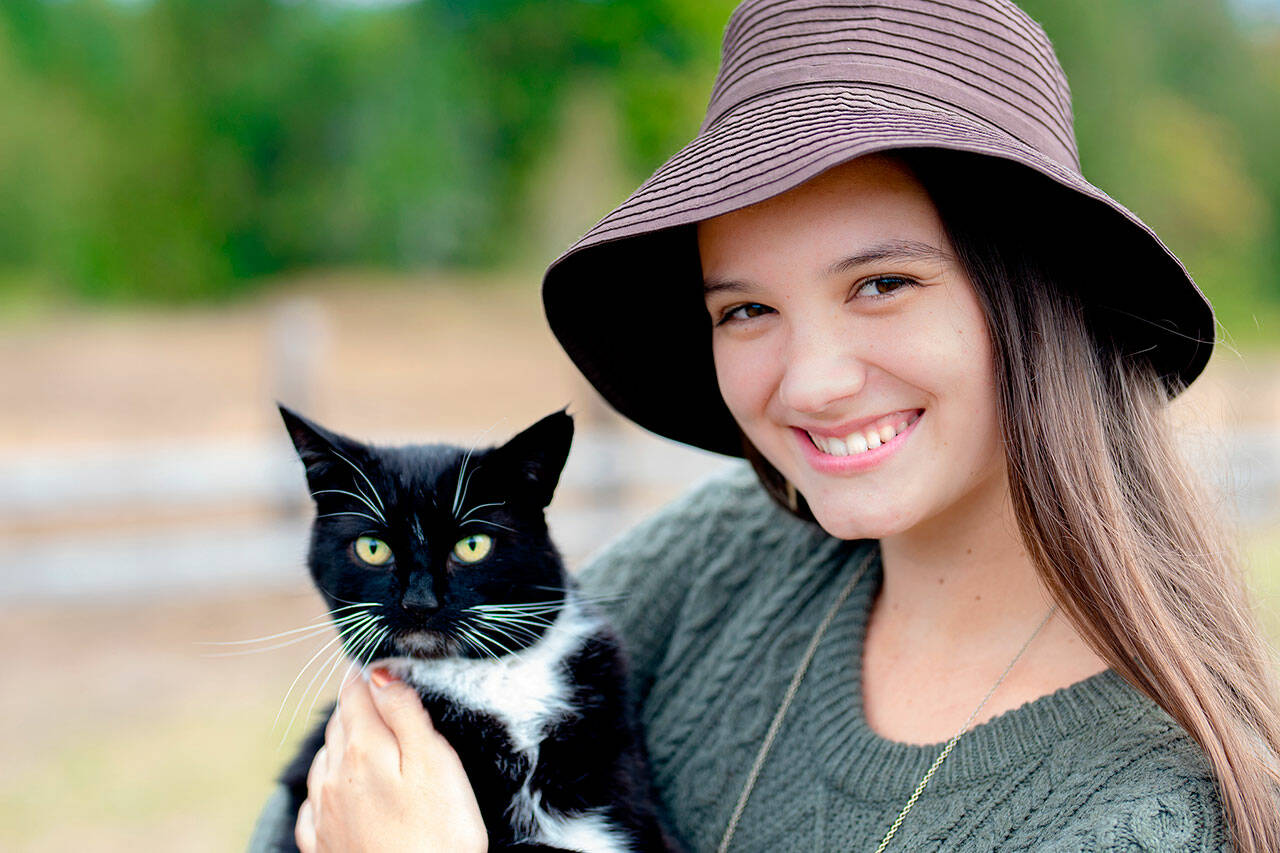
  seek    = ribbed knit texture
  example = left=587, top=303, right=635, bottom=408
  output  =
left=576, top=463, right=1232, bottom=852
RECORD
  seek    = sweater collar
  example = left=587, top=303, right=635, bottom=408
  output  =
left=806, top=541, right=1157, bottom=800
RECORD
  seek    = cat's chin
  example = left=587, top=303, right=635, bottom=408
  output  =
left=394, top=630, right=454, bottom=660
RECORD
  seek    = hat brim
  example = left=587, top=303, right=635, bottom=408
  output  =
left=542, top=85, right=1216, bottom=457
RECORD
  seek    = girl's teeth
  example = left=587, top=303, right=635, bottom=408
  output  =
left=807, top=411, right=921, bottom=458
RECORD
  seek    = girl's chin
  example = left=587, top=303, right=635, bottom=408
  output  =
left=806, top=503, right=913, bottom=541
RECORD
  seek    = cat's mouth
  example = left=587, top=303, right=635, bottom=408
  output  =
left=394, top=629, right=453, bottom=659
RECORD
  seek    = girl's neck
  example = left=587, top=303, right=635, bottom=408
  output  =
left=874, top=467, right=1056, bottom=651
left=862, top=469, right=1110, bottom=744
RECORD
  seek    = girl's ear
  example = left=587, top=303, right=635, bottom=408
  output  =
left=488, top=408, right=574, bottom=509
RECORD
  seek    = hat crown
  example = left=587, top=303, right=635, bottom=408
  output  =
left=704, top=0, right=1080, bottom=171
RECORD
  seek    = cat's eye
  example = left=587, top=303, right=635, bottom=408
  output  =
left=452, top=534, right=493, bottom=564
left=353, top=535, right=394, bottom=566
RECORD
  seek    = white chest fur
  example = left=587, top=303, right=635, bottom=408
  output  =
left=386, top=596, right=632, bottom=853
left=396, top=597, right=592, bottom=752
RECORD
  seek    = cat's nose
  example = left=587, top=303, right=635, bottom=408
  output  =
left=402, top=587, right=440, bottom=616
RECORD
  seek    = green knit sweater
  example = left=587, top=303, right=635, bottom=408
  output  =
left=572, top=463, right=1231, bottom=852
left=247, top=463, right=1233, bottom=852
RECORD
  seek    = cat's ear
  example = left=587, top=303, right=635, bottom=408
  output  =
left=490, top=408, right=574, bottom=509
left=276, top=403, right=361, bottom=487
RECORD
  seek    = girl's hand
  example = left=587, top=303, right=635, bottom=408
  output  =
left=294, top=665, right=488, bottom=853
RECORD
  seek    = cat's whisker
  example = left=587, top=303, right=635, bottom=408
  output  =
left=447, top=625, right=488, bottom=660
left=316, top=511, right=383, bottom=525
left=335, top=625, right=390, bottom=706
left=350, top=623, right=389, bottom=671
left=329, top=448, right=386, bottom=514
left=456, top=623, right=503, bottom=661
left=475, top=614, right=554, bottom=640
left=459, top=518, right=516, bottom=533
left=281, top=616, right=383, bottom=746
left=280, top=641, right=353, bottom=749
left=314, top=588, right=384, bottom=608
left=469, top=603, right=562, bottom=616
left=456, top=463, right=482, bottom=521
left=310, top=488, right=386, bottom=523
left=472, top=616, right=538, bottom=650
left=199, top=610, right=374, bottom=647
left=450, top=419, right=506, bottom=518
left=531, top=585, right=629, bottom=605
left=459, top=501, right=505, bottom=523
left=472, top=615, right=544, bottom=646
left=303, top=619, right=386, bottom=729
left=451, top=448, right=477, bottom=517
left=199, top=628, right=341, bottom=658
left=467, top=608, right=556, bottom=626
left=464, top=620, right=520, bottom=658
left=272, top=613, right=379, bottom=734
left=471, top=610, right=555, bottom=627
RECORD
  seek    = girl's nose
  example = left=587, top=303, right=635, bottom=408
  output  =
left=776, top=323, right=868, bottom=417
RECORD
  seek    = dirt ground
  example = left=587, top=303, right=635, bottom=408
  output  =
left=2, top=270, right=1278, bottom=851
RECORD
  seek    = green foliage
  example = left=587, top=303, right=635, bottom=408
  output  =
left=0, top=0, right=1277, bottom=340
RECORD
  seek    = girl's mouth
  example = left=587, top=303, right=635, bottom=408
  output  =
left=804, top=409, right=923, bottom=457
left=794, top=409, right=924, bottom=472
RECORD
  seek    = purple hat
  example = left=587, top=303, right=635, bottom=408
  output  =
left=542, top=0, right=1216, bottom=457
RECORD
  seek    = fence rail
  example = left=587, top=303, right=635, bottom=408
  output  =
left=2, top=426, right=1276, bottom=603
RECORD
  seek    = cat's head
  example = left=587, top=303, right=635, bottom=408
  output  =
left=278, top=404, right=574, bottom=663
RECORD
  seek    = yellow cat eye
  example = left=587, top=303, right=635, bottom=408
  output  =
left=452, top=534, right=493, bottom=564
left=354, top=535, right=394, bottom=566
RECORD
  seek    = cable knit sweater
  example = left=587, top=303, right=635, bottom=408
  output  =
left=570, top=463, right=1231, bottom=852
left=246, top=463, right=1233, bottom=852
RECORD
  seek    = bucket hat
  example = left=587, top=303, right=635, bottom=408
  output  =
left=541, top=0, right=1216, bottom=458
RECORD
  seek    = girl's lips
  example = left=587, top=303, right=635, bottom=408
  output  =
left=793, top=410, right=923, bottom=474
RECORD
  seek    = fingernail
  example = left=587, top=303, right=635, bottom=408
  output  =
left=369, top=666, right=399, bottom=688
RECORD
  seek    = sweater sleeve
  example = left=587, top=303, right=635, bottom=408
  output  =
left=571, top=461, right=757, bottom=707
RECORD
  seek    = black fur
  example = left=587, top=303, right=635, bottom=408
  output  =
left=266, top=405, right=678, bottom=852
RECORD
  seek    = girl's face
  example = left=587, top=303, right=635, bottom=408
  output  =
left=697, top=154, right=1007, bottom=541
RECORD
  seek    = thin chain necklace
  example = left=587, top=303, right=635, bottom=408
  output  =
left=716, top=549, right=1059, bottom=853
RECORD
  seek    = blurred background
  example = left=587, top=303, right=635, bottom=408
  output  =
left=1, top=0, right=1278, bottom=849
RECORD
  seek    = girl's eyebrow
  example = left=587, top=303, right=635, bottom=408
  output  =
left=824, top=239, right=952, bottom=276
left=703, top=239, right=951, bottom=297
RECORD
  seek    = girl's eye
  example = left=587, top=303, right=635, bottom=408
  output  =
left=854, top=275, right=918, bottom=299
left=353, top=535, right=394, bottom=567
left=452, top=534, right=493, bottom=564
left=716, top=302, right=774, bottom=325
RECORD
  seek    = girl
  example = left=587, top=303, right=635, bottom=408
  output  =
left=265, top=0, right=1280, bottom=849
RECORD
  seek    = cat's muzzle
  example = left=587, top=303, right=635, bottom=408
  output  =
left=394, top=629, right=453, bottom=659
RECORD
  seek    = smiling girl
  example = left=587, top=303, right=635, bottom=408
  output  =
left=257, top=1, right=1280, bottom=851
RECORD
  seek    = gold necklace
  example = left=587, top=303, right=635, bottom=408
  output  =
left=716, top=549, right=1059, bottom=853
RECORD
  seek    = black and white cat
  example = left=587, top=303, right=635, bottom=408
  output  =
left=269, top=405, right=678, bottom=852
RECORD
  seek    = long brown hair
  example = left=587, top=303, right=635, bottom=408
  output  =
left=743, top=148, right=1280, bottom=850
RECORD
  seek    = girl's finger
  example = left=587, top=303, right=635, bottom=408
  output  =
left=367, top=666, right=437, bottom=761
left=307, top=744, right=327, bottom=800
left=336, top=669, right=399, bottom=759
left=324, top=701, right=344, bottom=757
left=295, top=797, right=316, bottom=853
